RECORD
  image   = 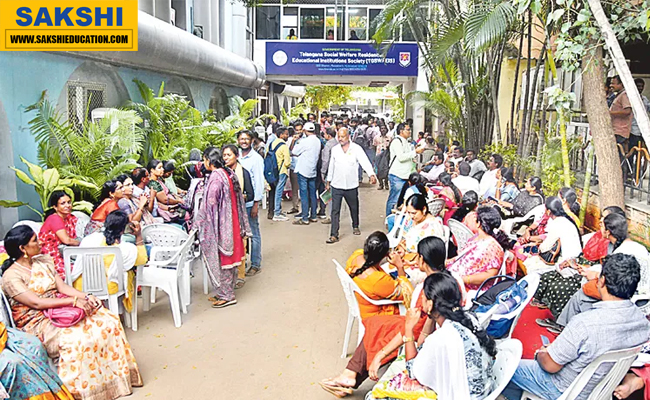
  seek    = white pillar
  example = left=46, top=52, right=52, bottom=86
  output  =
left=194, top=0, right=211, bottom=42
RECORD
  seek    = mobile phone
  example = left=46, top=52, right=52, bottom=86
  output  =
left=540, top=335, right=550, bottom=346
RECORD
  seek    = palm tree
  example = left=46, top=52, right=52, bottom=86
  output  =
left=372, top=0, right=517, bottom=149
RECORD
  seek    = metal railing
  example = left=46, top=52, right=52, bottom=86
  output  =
left=572, top=142, right=650, bottom=205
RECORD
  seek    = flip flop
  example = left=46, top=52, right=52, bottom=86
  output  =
left=208, top=295, right=221, bottom=302
left=212, top=299, right=237, bottom=308
left=530, top=299, right=548, bottom=309
left=319, top=380, right=353, bottom=398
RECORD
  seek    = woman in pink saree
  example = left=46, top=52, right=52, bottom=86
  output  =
left=197, top=147, right=251, bottom=309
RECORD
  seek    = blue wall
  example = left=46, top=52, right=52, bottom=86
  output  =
left=0, top=52, right=247, bottom=223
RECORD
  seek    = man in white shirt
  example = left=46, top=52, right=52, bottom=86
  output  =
left=453, top=162, right=480, bottom=195
left=466, top=149, right=487, bottom=180
left=292, top=122, right=322, bottom=225
left=420, top=152, right=445, bottom=183
left=479, top=153, right=503, bottom=199
left=325, top=127, right=376, bottom=243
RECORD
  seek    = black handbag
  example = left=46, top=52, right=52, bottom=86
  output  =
left=539, top=239, right=561, bottom=265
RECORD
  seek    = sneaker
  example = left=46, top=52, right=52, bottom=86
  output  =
left=321, top=217, right=332, bottom=225
left=292, top=219, right=310, bottom=225
left=287, top=208, right=300, bottom=214
left=310, top=218, right=319, bottom=223
left=273, top=214, right=289, bottom=221
left=318, top=214, right=327, bottom=219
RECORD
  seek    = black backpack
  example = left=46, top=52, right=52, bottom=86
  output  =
left=353, top=126, right=371, bottom=150
left=376, top=138, right=398, bottom=179
left=263, top=141, right=285, bottom=185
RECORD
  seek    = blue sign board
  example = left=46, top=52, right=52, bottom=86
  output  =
left=265, top=42, right=419, bottom=76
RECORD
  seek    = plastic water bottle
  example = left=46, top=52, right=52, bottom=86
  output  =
left=493, top=295, right=521, bottom=314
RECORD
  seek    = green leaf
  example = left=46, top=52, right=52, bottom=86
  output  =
left=550, top=9, right=565, bottom=22
left=10, top=167, right=36, bottom=186
left=19, top=156, right=43, bottom=184
left=42, top=168, right=60, bottom=192
left=0, top=200, right=29, bottom=208
left=72, top=201, right=94, bottom=214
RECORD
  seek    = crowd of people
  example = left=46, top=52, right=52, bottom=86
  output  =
left=3, top=104, right=650, bottom=400
left=311, top=125, right=650, bottom=400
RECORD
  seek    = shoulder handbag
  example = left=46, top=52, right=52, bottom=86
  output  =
left=539, top=239, right=561, bottom=265
left=43, top=307, right=85, bottom=328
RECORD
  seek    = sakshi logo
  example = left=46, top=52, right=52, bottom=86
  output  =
left=0, top=0, right=138, bottom=51
left=399, top=52, right=411, bottom=68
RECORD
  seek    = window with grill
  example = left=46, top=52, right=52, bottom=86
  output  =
left=67, top=82, right=106, bottom=132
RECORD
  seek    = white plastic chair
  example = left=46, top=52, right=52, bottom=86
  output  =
left=11, top=220, right=42, bottom=235
left=447, top=218, right=474, bottom=251
left=0, top=287, right=15, bottom=328
left=72, top=211, right=90, bottom=239
left=429, top=198, right=446, bottom=217
left=501, top=204, right=546, bottom=237
left=522, top=344, right=643, bottom=400
left=142, top=224, right=193, bottom=306
left=63, top=247, right=125, bottom=317
left=333, top=259, right=402, bottom=358
left=386, top=209, right=409, bottom=249
left=135, top=230, right=196, bottom=329
left=483, top=339, right=524, bottom=400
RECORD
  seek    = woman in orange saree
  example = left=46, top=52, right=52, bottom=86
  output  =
left=346, top=232, right=412, bottom=322
left=1, top=225, right=142, bottom=400
left=320, top=237, right=457, bottom=398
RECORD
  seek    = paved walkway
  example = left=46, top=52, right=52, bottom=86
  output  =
left=127, top=184, right=386, bottom=399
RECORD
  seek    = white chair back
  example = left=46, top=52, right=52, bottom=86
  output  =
left=63, top=247, right=124, bottom=298
left=11, top=220, right=42, bottom=235
left=333, top=259, right=403, bottom=307
left=447, top=219, right=474, bottom=251
left=333, top=260, right=362, bottom=321
left=143, top=224, right=189, bottom=262
left=523, top=344, right=643, bottom=400
left=482, top=339, right=523, bottom=400
left=0, top=288, right=15, bottom=328
left=429, top=198, right=446, bottom=217
left=72, top=211, right=90, bottom=239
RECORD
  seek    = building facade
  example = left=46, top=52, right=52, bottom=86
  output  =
left=0, top=2, right=265, bottom=234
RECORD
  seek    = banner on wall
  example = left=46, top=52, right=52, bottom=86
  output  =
left=266, top=42, right=419, bottom=76
left=0, top=0, right=138, bottom=51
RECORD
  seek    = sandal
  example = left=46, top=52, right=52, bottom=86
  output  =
left=319, top=379, right=353, bottom=398
left=212, top=299, right=237, bottom=308
left=530, top=299, right=548, bottom=309
left=353, top=228, right=361, bottom=235
left=208, top=295, right=221, bottom=302
left=326, top=236, right=339, bottom=244
left=235, top=279, right=246, bottom=289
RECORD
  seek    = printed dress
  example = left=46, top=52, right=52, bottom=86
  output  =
left=2, top=256, right=142, bottom=400
left=39, top=214, right=78, bottom=279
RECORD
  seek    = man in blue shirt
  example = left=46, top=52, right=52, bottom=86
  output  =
left=238, top=130, right=265, bottom=276
left=291, top=122, right=322, bottom=225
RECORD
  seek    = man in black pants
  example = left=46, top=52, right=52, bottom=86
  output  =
left=325, top=127, right=377, bottom=244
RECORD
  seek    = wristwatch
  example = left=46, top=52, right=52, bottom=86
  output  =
left=402, top=335, right=415, bottom=344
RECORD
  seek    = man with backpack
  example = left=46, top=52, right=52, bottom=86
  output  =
left=265, top=126, right=291, bottom=221
left=385, top=122, right=424, bottom=216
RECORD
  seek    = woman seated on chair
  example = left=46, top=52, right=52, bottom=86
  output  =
left=523, top=196, right=583, bottom=275
left=84, top=180, right=124, bottom=236
left=386, top=173, right=430, bottom=232
left=450, top=190, right=479, bottom=226
left=73, top=210, right=148, bottom=315
left=401, top=194, right=445, bottom=257
left=499, top=176, right=544, bottom=219
left=115, top=174, right=157, bottom=226
left=346, top=232, right=413, bottom=322
left=147, top=159, right=186, bottom=224
left=447, top=206, right=511, bottom=291
left=39, top=191, right=80, bottom=280
left=0, top=321, right=75, bottom=399
left=535, top=211, right=649, bottom=325
left=321, top=237, right=464, bottom=397
left=494, top=167, right=520, bottom=203
left=367, top=273, right=496, bottom=400
left=1, top=225, right=142, bottom=400
left=436, top=172, right=462, bottom=223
